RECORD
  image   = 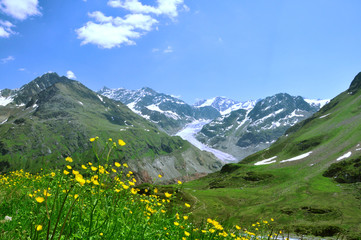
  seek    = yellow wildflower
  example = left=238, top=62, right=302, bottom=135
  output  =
left=130, top=188, right=137, bottom=194
left=66, top=165, right=72, bottom=170
left=91, top=166, right=97, bottom=171
left=185, top=203, right=191, bottom=208
left=74, top=194, right=79, bottom=199
left=184, top=231, right=190, bottom=236
left=35, top=197, right=45, bottom=203
left=174, top=221, right=179, bottom=226
left=51, top=172, right=55, bottom=177
left=178, top=180, right=182, bottom=184
left=90, top=137, right=96, bottom=142
left=93, top=180, right=100, bottom=185
left=158, top=174, right=162, bottom=178
left=81, top=164, right=87, bottom=169
left=63, top=170, right=69, bottom=175
left=118, top=139, right=126, bottom=146
left=115, top=162, right=121, bottom=167
left=43, top=190, right=51, bottom=196
left=65, top=157, right=73, bottom=162
left=108, top=138, right=112, bottom=142
left=36, top=225, right=43, bottom=231
left=164, top=192, right=172, bottom=198
left=123, top=163, right=128, bottom=168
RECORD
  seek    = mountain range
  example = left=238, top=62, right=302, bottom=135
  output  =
left=182, top=72, right=361, bottom=239
left=98, top=87, right=220, bottom=134
left=99, top=87, right=329, bottom=161
left=0, top=73, right=222, bottom=182
left=196, top=93, right=327, bottom=160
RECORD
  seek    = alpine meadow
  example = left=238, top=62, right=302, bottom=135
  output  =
left=1, top=1, right=361, bottom=239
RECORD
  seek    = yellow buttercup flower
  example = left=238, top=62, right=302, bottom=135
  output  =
left=184, top=231, right=190, bottom=236
left=35, top=197, right=45, bottom=203
left=115, top=162, right=121, bottom=167
left=118, top=139, right=126, bottom=146
left=108, top=138, right=112, bottom=142
left=185, top=203, right=191, bottom=208
left=90, top=137, right=96, bottom=142
left=164, top=192, right=172, bottom=198
left=178, top=180, right=182, bottom=184
left=158, top=174, right=162, bottom=178
left=63, top=170, right=69, bottom=175
left=81, top=164, right=87, bottom=170
left=36, top=225, right=43, bottom=231
left=91, top=166, right=97, bottom=171
left=65, top=157, right=73, bottom=162
left=123, top=163, right=128, bottom=168
left=66, top=165, right=72, bottom=170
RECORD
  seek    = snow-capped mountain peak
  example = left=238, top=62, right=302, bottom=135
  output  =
left=194, top=96, right=257, bottom=115
left=304, top=99, right=330, bottom=109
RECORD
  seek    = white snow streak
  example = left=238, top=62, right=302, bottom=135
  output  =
left=336, top=151, right=352, bottom=161
left=0, top=118, right=8, bottom=125
left=254, top=156, right=277, bottom=166
left=280, top=151, right=313, bottom=163
left=319, top=113, right=330, bottom=119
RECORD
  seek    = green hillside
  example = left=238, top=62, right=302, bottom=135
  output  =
left=0, top=73, right=222, bottom=182
left=182, top=73, right=361, bottom=239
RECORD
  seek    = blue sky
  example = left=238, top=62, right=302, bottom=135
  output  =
left=1, top=0, right=361, bottom=104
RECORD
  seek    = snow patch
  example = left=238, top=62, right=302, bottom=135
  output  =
left=0, top=96, right=13, bottom=106
left=0, top=118, right=8, bottom=125
left=97, top=95, right=104, bottom=102
left=319, top=113, right=330, bottom=119
left=146, top=104, right=180, bottom=120
left=280, top=151, right=313, bottom=163
left=336, top=151, right=352, bottom=161
left=305, top=99, right=330, bottom=108
left=254, top=156, right=277, bottom=166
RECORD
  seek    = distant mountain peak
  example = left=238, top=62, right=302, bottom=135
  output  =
left=194, top=96, right=257, bottom=115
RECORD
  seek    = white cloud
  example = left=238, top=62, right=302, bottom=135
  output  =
left=77, top=0, right=187, bottom=48
left=108, top=0, right=184, bottom=18
left=0, top=20, right=15, bottom=38
left=163, top=46, right=173, bottom=53
left=1, top=55, right=14, bottom=64
left=18, top=68, right=26, bottom=71
left=76, top=13, right=157, bottom=48
left=66, top=70, right=77, bottom=80
left=152, top=48, right=159, bottom=52
left=0, top=0, right=41, bottom=20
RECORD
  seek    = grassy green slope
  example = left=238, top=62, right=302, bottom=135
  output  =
left=0, top=75, right=221, bottom=181
left=182, top=73, right=361, bottom=239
